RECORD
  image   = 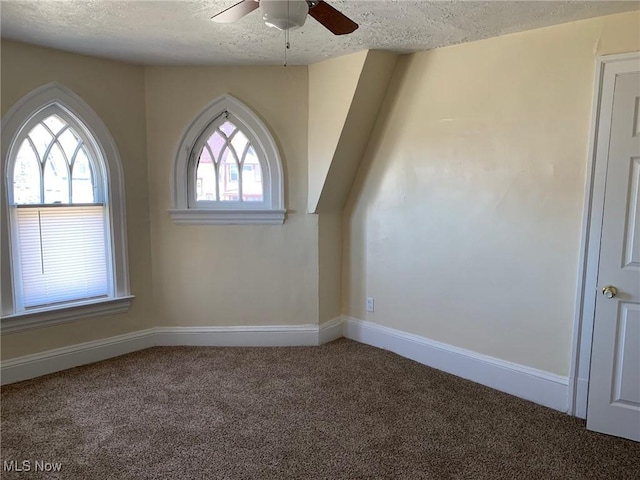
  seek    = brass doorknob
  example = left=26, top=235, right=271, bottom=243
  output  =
left=602, top=285, right=618, bottom=299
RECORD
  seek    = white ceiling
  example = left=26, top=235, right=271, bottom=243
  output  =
left=1, top=1, right=638, bottom=66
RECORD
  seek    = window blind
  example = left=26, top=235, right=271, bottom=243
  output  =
left=15, top=205, right=108, bottom=308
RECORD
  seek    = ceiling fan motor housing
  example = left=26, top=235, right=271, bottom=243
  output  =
left=261, top=0, right=309, bottom=30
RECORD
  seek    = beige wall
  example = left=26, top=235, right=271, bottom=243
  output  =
left=1, top=41, right=154, bottom=359
left=318, top=211, right=342, bottom=324
left=315, top=51, right=398, bottom=214
left=144, top=66, right=318, bottom=327
left=3, top=10, right=638, bottom=375
left=343, top=11, right=640, bottom=376
left=310, top=51, right=397, bottom=324
left=308, top=52, right=367, bottom=213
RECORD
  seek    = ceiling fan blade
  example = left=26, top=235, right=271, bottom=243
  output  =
left=308, top=1, right=358, bottom=35
left=211, top=0, right=259, bottom=23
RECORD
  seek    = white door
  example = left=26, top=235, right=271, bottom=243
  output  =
left=587, top=68, right=640, bottom=442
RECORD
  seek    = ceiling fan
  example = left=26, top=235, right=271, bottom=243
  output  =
left=211, top=0, right=358, bottom=36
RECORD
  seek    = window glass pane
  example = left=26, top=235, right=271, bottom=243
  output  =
left=207, top=131, right=225, bottom=162
left=196, top=146, right=217, bottom=201
left=13, top=140, right=42, bottom=204
left=43, top=115, right=66, bottom=136
left=199, top=144, right=214, bottom=166
left=219, top=147, right=239, bottom=201
left=231, top=130, right=249, bottom=162
left=43, top=144, right=70, bottom=203
left=28, top=123, right=53, bottom=162
left=242, top=148, right=263, bottom=202
left=72, top=148, right=95, bottom=203
left=192, top=119, right=268, bottom=205
left=219, top=121, right=236, bottom=137
left=58, top=128, right=81, bottom=161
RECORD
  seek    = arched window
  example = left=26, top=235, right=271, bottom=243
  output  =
left=170, top=95, right=285, bottom=224
left=1, top=83, right=131, bottom=333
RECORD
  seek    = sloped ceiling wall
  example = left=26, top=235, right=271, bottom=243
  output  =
left=308, top=50, right=398, bottom=214
left=308, top=50, right=399, bottom=324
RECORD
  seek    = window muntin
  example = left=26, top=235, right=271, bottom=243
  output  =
left=170, top=94, right=284, bottom=225
left=9, top=112, right=109, bottom=309
left=12, top=114, right=98, bottom=205
left=193, top=119, right=264, bottom=204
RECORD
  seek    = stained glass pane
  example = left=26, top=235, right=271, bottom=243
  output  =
left=43, top=144, right=70, bottom=203
left=13, top=140, right=42, bottom=204
left=218, top=147, right=239, bottom=201
left=72, top=148, right=95, bottom=203
left=28, top=123, right=53, bottom=162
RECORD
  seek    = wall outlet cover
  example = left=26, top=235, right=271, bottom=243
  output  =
left=366, top=297, right=374, bottom=312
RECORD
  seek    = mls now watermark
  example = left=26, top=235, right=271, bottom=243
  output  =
left=3, top=460, right=62, bottom=473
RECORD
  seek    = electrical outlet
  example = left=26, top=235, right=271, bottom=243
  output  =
left=366, top=297, right=375, bottom=312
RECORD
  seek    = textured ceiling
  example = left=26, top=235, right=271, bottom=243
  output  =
left=1, top=1, right=638, bottom=66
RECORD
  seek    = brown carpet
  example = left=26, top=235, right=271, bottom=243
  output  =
left=1, top=339, right=639, bottom=479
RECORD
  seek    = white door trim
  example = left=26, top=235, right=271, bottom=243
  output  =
left=569, top=51, right=640, bottom=418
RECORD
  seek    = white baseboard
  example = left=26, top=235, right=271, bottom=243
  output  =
left=1, top=328, right=155, bottom=385
left=1, top=317, right=570, bottom=414
left=154, top=325, right=319, bottom=347
left=319, top=317, right=344, bottom=345
left=343, top=316, right=569, bottom=413
left=1, top=323, right=336, bottom=385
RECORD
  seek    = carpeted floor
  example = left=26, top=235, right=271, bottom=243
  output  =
left=1, top=339, right=639, bottom=479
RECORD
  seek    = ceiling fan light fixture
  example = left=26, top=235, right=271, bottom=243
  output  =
left=262, top=0, right=309, bottom=31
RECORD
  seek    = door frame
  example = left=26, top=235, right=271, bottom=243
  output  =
left=569, top=51, right=640, bottom=418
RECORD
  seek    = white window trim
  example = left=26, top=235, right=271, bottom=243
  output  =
left=1, top=296, right=135, bottom=334
left=169, top=94, right=286, bottom=225
left=1, top=82, right=132, bottom=333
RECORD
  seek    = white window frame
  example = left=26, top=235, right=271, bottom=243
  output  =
left=169, top=94, right=286, bottom=225
left=1, top=83, right=132, bottom=334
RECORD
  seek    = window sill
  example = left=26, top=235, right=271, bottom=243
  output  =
left=168, top=209, right=286, bottom=225
left=1, top=296, right=134, bottom=335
